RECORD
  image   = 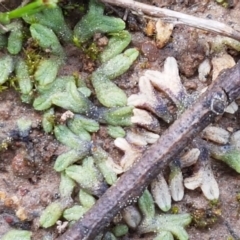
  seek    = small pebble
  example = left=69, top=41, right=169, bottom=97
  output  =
left=141, top=41, right=159, bottom=62
left=202, top=126, right=230, bottom=144
left=11, top=152, right=34, bottom=178
left=184, top=81, right=197, bottom=90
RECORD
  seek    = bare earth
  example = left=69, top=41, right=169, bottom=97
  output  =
left=1, top=1, right=240, bottom=239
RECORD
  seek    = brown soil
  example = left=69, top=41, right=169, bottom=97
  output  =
left=1, top=0, right=240, bottom=239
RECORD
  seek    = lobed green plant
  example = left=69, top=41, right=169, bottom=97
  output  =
left=2, top=230, right=32, bottom=240
left=138, top=189, right=192, bottom=240
left=0, top=1, right=196, bottom=239
left=73, top=0, right=125, bottom=45
left=39, top=202, right=63, bottom=228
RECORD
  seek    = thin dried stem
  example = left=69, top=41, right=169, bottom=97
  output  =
left=100, top=0, right=240, bottom=41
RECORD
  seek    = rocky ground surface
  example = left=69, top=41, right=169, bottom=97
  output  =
left=1, top=0, right=240, bottom=239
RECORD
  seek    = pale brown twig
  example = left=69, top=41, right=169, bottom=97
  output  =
left=100, top=0, right=240, bottom=41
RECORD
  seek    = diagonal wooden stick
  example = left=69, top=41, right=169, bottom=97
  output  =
left=100, top=0, right=240, bottom=41
left=58, top=61, right=240, bottom=240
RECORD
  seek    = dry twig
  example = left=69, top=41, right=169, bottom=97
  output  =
left=58, top=59, right=240, bottom=239
left=100, top=0, right=240, bottom=41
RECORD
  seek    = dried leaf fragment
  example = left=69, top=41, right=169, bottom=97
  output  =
left=224, top=101, right=238, bottom=114
left=155, top=19, right=174, bottom=49
left=184, top=148, right=219, bottom=200
left=180, top=148, right=200, bottom=168
left=121, top=206, right=142, bottom=229
left=128, top=76, right=173, bottom=123
left=230, top=130, right=240, bottom=150
left=131, top=108, right=161, bottom=133
left=145, top=57, right=189, bottom=111
left=126, top=129, right=159, bottom=146
left=114, top=138, right=143, bottom=172
left=198, top=58, right=211, bottom=83
left=169, top=160, right=184, bottom=201
left=211, top=53, right=235, bottom=81
left=151, top=174, right=171, bottom=212
left=202, top=126, right=230, bottom=144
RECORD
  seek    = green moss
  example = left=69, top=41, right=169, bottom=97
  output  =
left=215, top=0, right=231, bottom=7
left=191, top=207, right=221, bottom=229
left=83, top=42, right=100, bottom=60
left=23, top=48, right=43, bottom=76
left=171, top=206, right=179, bottom=214
left=0, top=138, right=11, bottom=151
